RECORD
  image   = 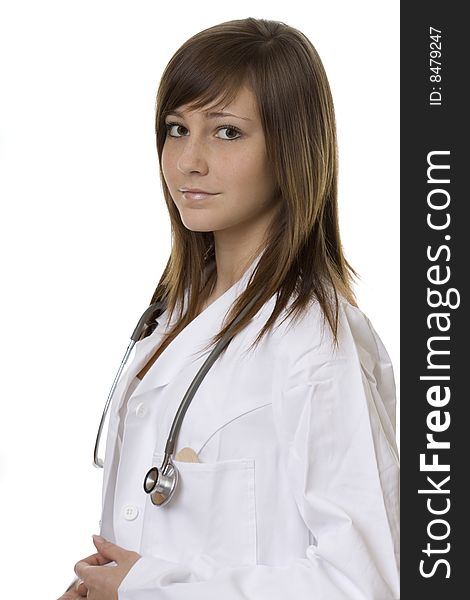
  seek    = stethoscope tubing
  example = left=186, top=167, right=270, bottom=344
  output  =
left=93, top=301, right=166, bottom=469
left=94, top=288, right=263, bottom=505
left=160, top=290, right=262, bottom=472
left=92, top=340, right=136, bottom=468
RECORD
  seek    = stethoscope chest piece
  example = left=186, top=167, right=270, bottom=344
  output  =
left=143, top=460, right=179, bottom=506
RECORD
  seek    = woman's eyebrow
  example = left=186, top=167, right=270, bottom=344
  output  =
left=165, top=109, right=252, bottom=121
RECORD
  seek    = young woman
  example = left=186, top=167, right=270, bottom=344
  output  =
left=60, top=17, right=399, bottom=600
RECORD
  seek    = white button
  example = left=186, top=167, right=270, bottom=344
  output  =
left=135, top=402, right=147, bottom=417
left=122, top=505, right=139, bottom=521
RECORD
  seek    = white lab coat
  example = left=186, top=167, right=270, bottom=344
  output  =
left=99, top=256, right=400, bottom=600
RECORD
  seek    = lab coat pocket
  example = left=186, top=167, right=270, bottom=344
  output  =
left=140, top=453, right=257, bottom=568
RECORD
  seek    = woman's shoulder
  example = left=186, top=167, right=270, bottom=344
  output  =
left=270, top=292, right=393, bottom=380
left=267, top=292, right=397, bottom=433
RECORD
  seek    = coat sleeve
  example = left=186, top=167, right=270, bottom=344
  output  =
left=118, top=309, right=400, bottom=600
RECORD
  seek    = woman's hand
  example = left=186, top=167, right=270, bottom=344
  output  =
left=68, top=535, right=141, bottom=600
left=57, top=542, right=114, bottom=599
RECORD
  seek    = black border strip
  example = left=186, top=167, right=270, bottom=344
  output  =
left=401, top=3, right=466, bottom=597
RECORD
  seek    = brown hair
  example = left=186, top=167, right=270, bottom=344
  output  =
left=148, top=17, right=359, bottom=358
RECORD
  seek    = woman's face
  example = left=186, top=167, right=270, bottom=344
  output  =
left=161, top=85, right=280, bottom=239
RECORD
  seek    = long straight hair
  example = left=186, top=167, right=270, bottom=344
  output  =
left=149, top=17, right=359, bottom=358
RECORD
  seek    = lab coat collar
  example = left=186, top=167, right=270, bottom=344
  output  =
left=114, top=253, right=263, bottom=407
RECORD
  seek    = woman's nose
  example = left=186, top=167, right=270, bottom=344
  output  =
left=177, top=137, right=209, bottom=174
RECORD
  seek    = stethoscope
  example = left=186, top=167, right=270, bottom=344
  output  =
left=93, top=290, right=262, bottom=507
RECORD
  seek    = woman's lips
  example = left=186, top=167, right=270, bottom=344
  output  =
left=182, top=191, right=219, bottom=201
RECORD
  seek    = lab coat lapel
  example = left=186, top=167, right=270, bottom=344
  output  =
left=106, top=310, right=173, bottom=418
left=132, top=253, right=262, bottom=400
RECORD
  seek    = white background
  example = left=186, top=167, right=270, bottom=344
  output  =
left=0, top=1, right=399, bottom=596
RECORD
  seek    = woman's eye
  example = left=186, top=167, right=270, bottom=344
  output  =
left=164, top=122, right=241, bottom=141
left=216, top=126, right=241, bottom=140
left=165, top=123, right=187, bottom=137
